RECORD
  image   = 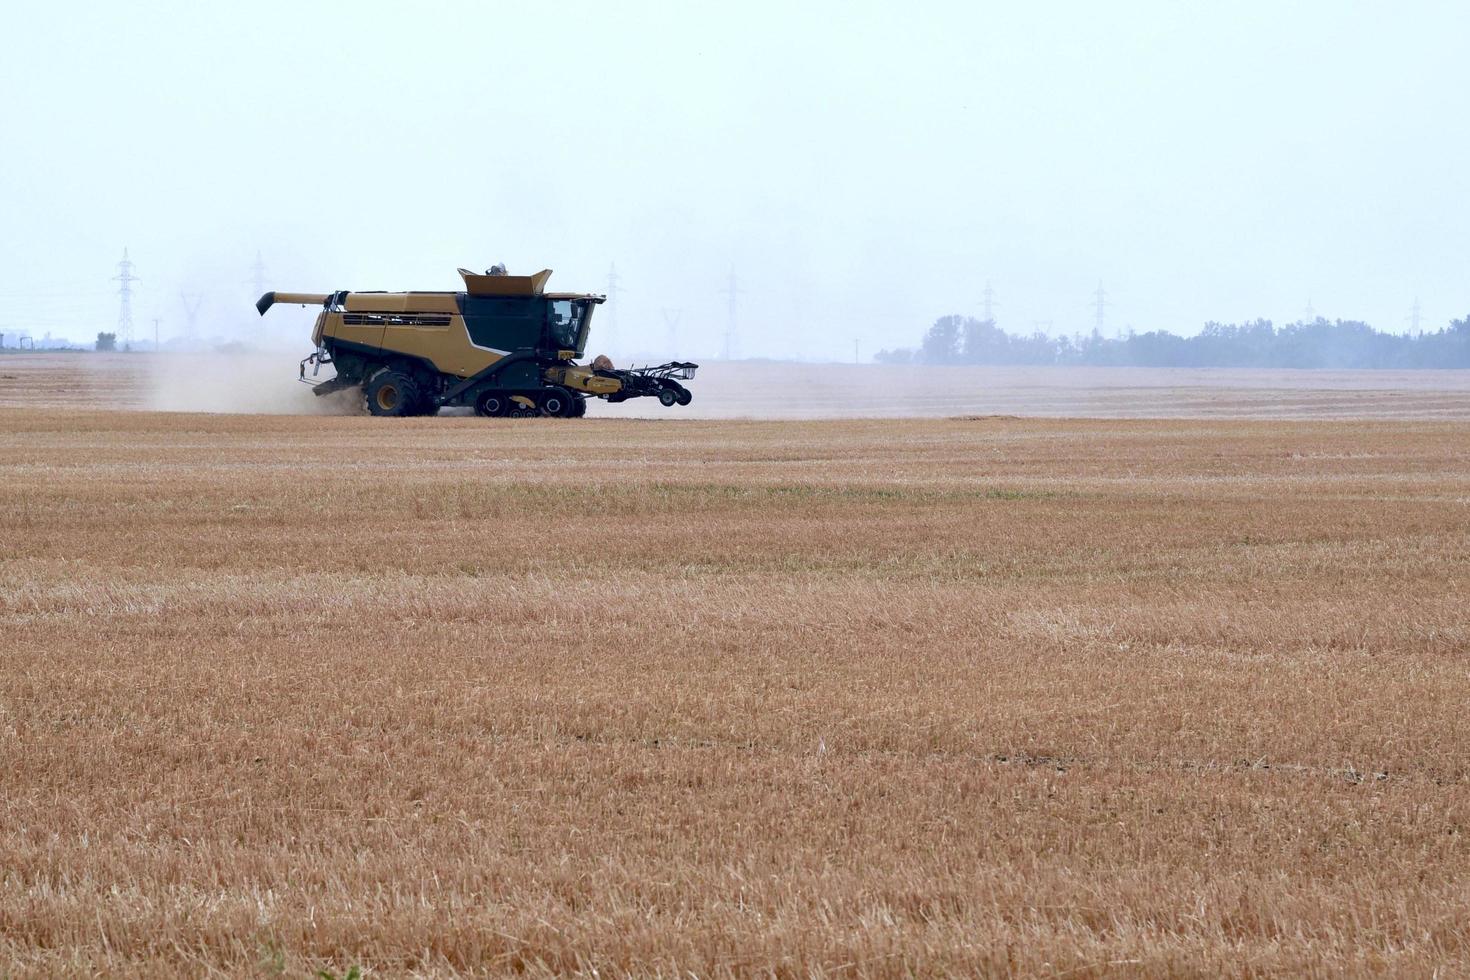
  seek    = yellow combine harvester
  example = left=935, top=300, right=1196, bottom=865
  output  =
left=256, top=266, right=696, bottom=417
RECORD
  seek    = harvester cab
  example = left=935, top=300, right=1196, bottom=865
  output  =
left=256, top=267, right=697, bottom=418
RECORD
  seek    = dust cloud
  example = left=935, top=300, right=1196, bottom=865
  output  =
left=143, top=351, right=363, bottom=415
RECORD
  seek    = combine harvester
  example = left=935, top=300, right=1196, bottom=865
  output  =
left=256, top=266, right=696, bottom=417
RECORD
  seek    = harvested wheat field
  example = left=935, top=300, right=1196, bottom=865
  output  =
left=3, top=389, right=1470, bottom=975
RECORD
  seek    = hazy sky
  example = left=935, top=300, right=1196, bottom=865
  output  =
left=2, top=0, right=1467, bottom=359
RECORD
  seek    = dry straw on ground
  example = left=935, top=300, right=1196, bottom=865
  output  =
left=1, top=363, right=1469, bottom=975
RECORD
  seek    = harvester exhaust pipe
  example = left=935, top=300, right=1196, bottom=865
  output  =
left=256, top=292, right=330, bottom=316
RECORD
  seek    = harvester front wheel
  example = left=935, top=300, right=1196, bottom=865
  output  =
left=676, top=388, right=692, bottom=406
left=366, top=371, right=418, bottom=417
left=570, top=395, right=587, bottom=418
left=658, top=388, right=678, bottom=408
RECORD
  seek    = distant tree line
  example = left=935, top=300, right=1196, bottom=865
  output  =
left=876, top=314, right=1470, bottom=369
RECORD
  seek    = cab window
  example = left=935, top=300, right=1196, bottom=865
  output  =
left=549, top=300, right=583, bottom=349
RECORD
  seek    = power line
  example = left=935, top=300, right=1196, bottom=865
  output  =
left=718, top=267, right=745, bottom=360
left=112, top=248, right=139, bottom=347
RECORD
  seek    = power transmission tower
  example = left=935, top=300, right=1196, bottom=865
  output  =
left=981, top=280, right=999, bottom=323
left=179, top=293, right=204, bottom=343
left=1407, top=297, right=1423, bottom=336
left=153, top=317, right=160, bottom=350
left=661, top=308, right=681, bottom=351
left=718, top=267, right=745, bottom=360
left=1089, top=280, right=1109, bottom=337
left=1303, top=298, right=1317, bottom=321
left=249, top=251, right=267, bottom=298
left=113, top=248, right=139, bottom=348
left=605, top=263, right=623, bottom=350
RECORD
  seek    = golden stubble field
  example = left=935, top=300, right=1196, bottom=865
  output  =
left=2, top=361, right=1470, bottom=976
